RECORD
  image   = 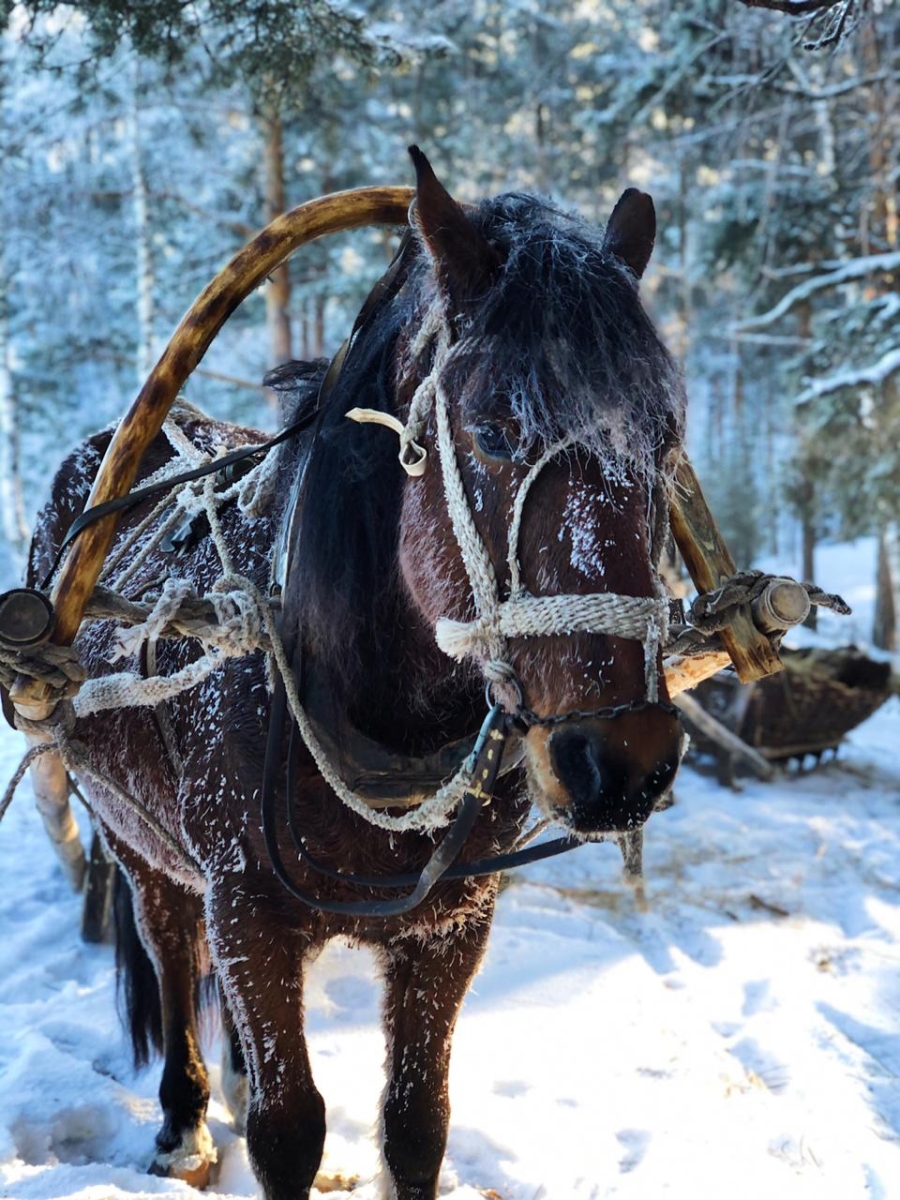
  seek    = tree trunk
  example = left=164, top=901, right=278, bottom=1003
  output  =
left=262, top=108, right=292, bottom=366
left=0, top=63, right=27, bottom=562
left=130, top=56, right=154, bottom=383
left=0, top=268, right=28, bottom=556
left=313, top=294, right=326, bottom=359
left=801, top=504, right=817, bottom=631
left=874, top=525, right=896, bottom=651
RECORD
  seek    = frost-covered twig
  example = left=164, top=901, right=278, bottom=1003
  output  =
left=735, top=251, right=900, bottom=331
left=795, top=347, right=900, bottom=406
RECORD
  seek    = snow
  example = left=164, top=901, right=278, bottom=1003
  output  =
left=794, top=348, right=900, bottom=408
left=3, top=541, right=900, bottom=1199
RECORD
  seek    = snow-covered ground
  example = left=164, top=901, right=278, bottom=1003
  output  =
left=2, top=539, right=900, bottom=1199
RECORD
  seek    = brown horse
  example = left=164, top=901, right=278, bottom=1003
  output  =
left=27, top=149, right=685, bottom=1199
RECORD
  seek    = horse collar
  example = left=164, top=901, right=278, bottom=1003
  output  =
left=298, top=653, right=523, bottom=808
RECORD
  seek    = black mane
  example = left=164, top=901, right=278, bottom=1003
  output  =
left=276, top=292, right=412, bottom=696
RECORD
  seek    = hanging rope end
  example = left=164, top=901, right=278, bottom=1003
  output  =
left=346, top=408, right=427, bottom=476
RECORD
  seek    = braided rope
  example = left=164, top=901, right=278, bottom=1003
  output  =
left=507, top=437, right=574, bottom=595
left=259, top=592, right=475, bottom=833
left=436, top=593, right=667, bottom=660
left=100, top=418, right=215, bottom=591
left=72, top=655, right=224, bottom=718
left=232, top=448, right=283, bottom=517
left=0, top=744, right=56, bottom=825
left=0, top=641, right=86, bottom=698
left=434, top=376, right=505, bottom=656
left=109, top=498, right=189, bottom=593
left=84, top=584, right=272, bottom=652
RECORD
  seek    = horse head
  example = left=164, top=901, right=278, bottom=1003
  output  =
left=395, top=149, right=686, bottom=837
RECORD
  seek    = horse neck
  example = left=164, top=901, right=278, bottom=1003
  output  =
left=310, top=568, right=481, bottom=757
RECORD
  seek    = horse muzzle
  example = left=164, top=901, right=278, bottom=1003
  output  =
left=524, top=704, right=683, bottom=835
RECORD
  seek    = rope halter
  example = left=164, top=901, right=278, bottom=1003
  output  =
left=348, top=319, right=670, bottom=707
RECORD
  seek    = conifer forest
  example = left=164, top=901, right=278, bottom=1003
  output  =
left=0, top=0, right=897, bottom=638
left=3, top=7, right=900, bottom=1200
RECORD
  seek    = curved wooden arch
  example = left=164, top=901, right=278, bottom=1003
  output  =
left=52, top=186, right=415, bottom=647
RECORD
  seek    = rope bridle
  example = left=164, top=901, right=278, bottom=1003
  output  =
left=349, top=310, right=675, bottom=722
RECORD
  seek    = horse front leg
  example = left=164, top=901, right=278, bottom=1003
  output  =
left=380, top=892, right=497, bottom=1200
left=112, top=838, right=214, bottom=1187
left=206, top=881, right=325, bottom=1200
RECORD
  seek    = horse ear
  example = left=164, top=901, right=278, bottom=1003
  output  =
left=603, top=188, right=656, bottom=280
left=408, top=145, right=499, bottom=310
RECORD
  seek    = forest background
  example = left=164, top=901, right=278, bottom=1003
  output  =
left=0, top=0, right=896, bottom=644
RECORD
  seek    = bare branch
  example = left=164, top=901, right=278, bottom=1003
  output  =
left=92, top=350, right=270, bottom=393
left=766, top=71, right=892, bottom=100
left=149, top=191, right=257, bottom=239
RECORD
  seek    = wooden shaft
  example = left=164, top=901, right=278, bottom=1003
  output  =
left=673, top=690, right=774, bottom=780
left=11, top=186, right=414, bottom=711
left=663, top=648, right=733, bottom=697
left=669, top=455, right=783, bottom=684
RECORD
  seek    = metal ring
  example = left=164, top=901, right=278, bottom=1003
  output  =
left=484, top=671, right=524, bottom=714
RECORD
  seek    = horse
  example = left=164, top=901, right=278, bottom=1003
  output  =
left=25, top=148, right=686, bottom=1200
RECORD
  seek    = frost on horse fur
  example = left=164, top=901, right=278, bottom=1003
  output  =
left=24, top=149, right=685, bottom=1200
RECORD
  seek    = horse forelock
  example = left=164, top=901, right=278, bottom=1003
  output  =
left=405, top=191, right=685, bottom=481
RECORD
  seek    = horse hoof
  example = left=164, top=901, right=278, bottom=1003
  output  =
left=149, top=1157, right=212, bottom=1189
left=313, top=1170, right=359, bottom=1193
left=150, top=1123, right=217, bottom=1189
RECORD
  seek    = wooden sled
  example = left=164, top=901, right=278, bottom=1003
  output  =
left=686, top=645, right=892, bottom=783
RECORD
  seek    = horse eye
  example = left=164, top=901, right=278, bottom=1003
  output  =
left=470, top=422, right=518, bottom=463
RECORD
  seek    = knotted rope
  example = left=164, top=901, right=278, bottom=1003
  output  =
left=0, top=641, right=86, bottom=700
left=688, top=569, right=850, bottom=634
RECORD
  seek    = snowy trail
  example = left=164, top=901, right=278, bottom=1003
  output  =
left=3, top=699, right=900, bottom=1199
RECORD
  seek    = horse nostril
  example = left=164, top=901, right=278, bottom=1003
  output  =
left=551, top=731, right=618, bottom=805
left=548, top=719, right=678, bottom=833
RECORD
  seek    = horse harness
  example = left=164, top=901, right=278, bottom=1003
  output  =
left=9, top=232, right=680, bottom=918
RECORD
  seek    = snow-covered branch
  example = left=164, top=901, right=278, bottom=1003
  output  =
left=795, top=346, right=900, bottom=406
left=766, top=70, right=892, bottom=99
left=736, top=0, right=852, bottom=14
left=735, top=251, right=900, bottom=331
